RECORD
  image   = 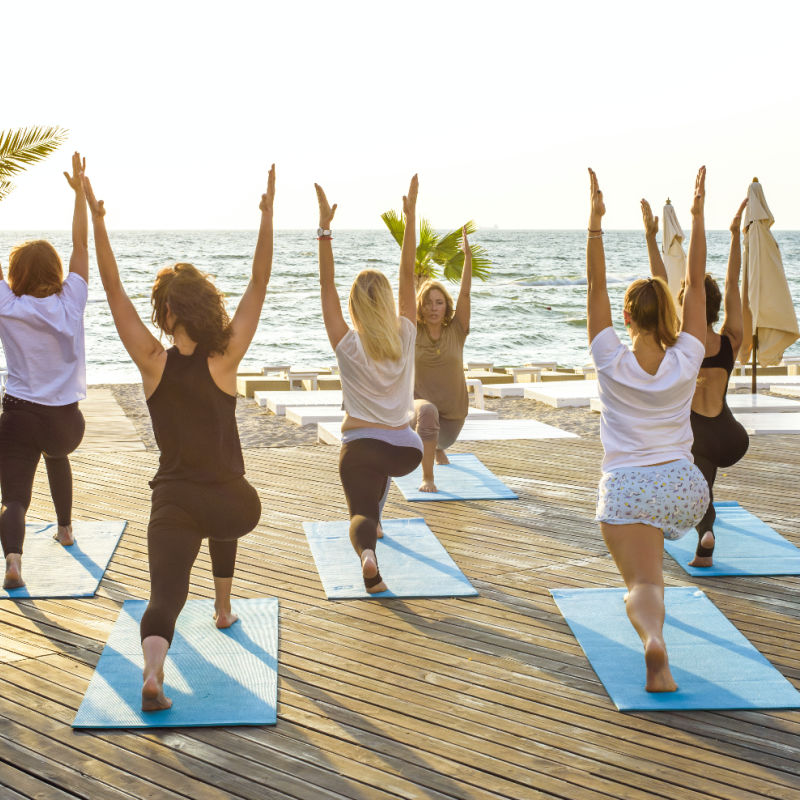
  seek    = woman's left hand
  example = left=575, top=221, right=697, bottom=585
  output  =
left=82, top=175, right=105, bottom=219
left=63, top=152, right=86, bottom=194
left=640, top=199, right=658, bottom=238
left=260, top=164, right=276, bottom=214
left=588, top=168, right=605, bottom=219
left=461, top=226, right=472, bottom=259
left=690, top=166, right=706, bottom=217
left=730, top=198, right=747, bottom=233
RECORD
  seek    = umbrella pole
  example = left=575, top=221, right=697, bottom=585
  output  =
left=751, top=333, right=758, bottom=394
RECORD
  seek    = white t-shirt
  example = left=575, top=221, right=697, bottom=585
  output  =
left=590, top=326, right=704, bottom=472
left=335, top=316, right=416, bottom=427
left=0, top=272, right=88, bottom=405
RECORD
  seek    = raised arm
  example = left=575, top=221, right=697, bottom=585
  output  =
left=221, top=165, right=275, bottom=367
left=398, top=174, right=418, bottom=322
left=680, top=166, right=707, bottom=343
left=83, top=174, right=165, bottom=392
left=63, top=152, right=89, bottom=283
left=586, top=168, right=612, bottom=342
left=641, top=198, right=668, bottom=282
left=720, top=198, right=747, bottom=356
left=315, top=183, right=348, bottom=350
left=453, top=226, right=472, bottom=334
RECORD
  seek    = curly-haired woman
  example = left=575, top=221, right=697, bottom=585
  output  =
left=84, top=164, right=275, bottom=712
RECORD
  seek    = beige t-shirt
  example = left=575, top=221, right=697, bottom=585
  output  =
left=414, top=317, right=469, bottom=420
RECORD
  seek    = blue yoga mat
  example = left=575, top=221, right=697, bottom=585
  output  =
left=392, top=453, right=517, bottom=501
left=73, top=598, right=278, bottom=728
left=664, top=501, right=800, bottom=576
left=1, top=520, right=126, bottom=600
left=551, top=587, right=800, bottom=710
left=303, top=517, right=478, bottom=599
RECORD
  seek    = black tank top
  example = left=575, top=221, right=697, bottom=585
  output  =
left=147, top=346, right=244, bottom=487
left=700, top=333, right=734, bottom=373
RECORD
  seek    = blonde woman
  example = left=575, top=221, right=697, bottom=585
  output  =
left=587, top=167, right=710, bottom=692
left=315, top=175, right=423, bottom=593
left=413, top=229, right=472, bottom=492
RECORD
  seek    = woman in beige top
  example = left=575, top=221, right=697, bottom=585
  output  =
left=413, top=228, right=473, bottom=492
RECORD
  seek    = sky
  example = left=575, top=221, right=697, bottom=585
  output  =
left=3, top=0, right=800, bottom=231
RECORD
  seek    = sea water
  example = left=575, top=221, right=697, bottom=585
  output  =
left=2, top=229, right=800, bottom=383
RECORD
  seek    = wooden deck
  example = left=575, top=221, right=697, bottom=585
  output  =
left=2, top=406, right=800, bottom=798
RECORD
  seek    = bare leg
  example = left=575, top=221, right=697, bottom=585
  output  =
left=213, top=576, right=239, bottom=629
left=3, top=553, right=24, bottom=589
left=53, top=524, right=75, bottom=546
left=434, top=448, right=450, bottom=465
left=419, top=438, right=438, bottom=492
left=141, top=635, right=172, bottom=711
left=601, top=522, right=677, bottom=693
left=360, top=549, right=387, bottom=594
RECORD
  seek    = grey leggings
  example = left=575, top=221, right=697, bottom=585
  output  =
left=412, top=399, right=465, bottom=450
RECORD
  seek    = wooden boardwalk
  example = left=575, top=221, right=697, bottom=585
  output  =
left=2, top=406, right=800, bottom=798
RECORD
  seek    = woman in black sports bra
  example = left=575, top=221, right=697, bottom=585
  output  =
left=642, top=197, right=749, bottom=566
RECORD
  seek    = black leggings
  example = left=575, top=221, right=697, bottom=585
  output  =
left=691, top=405, right=750, bottom=534
left=0, top=395, right=85, bottom=556
left=140, top=477, right=261, bottom=644
left=338, top=437, right=422, bottom=557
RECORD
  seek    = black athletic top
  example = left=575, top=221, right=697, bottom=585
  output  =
left=147, top=346, right=244, bottom=487
left=700, top=332, right=734, bottom=373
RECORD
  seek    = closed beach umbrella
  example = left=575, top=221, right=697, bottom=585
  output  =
left=662, top=199, right=686, bottom=301
left=739, top=178, right=799, bottom=378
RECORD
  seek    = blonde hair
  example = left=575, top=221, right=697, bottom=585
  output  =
left=348, top=269, right=402, bottom=361
left=624, top=277, right=678, bottom=349
left=8, top=240, right=64, bottom=298
left=416, top=279, right=455, bottom=326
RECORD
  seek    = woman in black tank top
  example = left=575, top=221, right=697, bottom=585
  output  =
left=84, top=164, right=276, bottom=712
left=643, top=197, right=749, bottom=566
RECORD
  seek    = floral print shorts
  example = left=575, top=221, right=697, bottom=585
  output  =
left=595, top=459, right=709, bottom=540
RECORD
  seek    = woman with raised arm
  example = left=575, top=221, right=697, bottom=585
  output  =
left=587, top=167, right=710, bottom=692
left=0, top=153, right=89, bottom=590
left=84, top=165, right=275, bottom=711
left=412, top=229, right=472, bottom=492
left=315, top=175, right=423, bottom=593
left=641, top=198, right=750, bottom=567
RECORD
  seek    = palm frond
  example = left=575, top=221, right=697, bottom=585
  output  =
left=433, top=221, right=492, bottom=282
left=0, top=126, right=69, bottom=181
left=0, top=179, right=14, bottom=202
left=380, top=209, right=406, bottom=247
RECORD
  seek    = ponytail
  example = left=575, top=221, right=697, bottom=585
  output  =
left=624, top=277, right=678, bottom=349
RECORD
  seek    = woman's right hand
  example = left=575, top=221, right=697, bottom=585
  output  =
left=314, top=184, right=337, bottom=229
left=402, top=173, right=418, bottom=218
left=690, top=166, right=706, bottom=217
left=640, top=198, right=658, bottom=238
left=82, top=175, right=105, bottom=219
left=63, top=152, right=86, bottom=195
left=730, top=198, right=747, bottom=233
left=588, top=168, right=605, bottom=220
left=260, top=164, right=276, bottom=215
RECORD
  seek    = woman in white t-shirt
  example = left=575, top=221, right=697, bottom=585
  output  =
left=586, top=167, right=710, bottom=692
left=0, top=153, right=89, bottom=590
left=314, top=175, right=423, bottom=593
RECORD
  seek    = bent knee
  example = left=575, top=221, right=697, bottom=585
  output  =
left=414, top=402, right=440, bottom=440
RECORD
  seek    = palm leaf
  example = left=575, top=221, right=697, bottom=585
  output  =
left=433, top=221, right=491, bottom=282
left=0, top=126, right=69, bottom=181
left=0, top=179, right=13, bottom=203
left=380, top=209, right=405, bottom=247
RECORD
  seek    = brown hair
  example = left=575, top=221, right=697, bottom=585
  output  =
left=348, top=269, right=402, bottom=361
left=151, top=263, right=232, bottom=355
left=7, top=240, right=64, bottom=298
left=624, top=276, right=678, bottom=349
left=677, top=273, right=721, bottom=325
left=416, top=279, right=454, bottom=326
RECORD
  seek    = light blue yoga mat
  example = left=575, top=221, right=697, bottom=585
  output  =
left=392, top=453, right=517, bottom=501
left=1, top=520, right=127, bottom=600
left=551, top=587, right=800, bottom=711
left=73, top=598, right=278, bottom=728
left=664, top=501, right=800, bottom=576
left=303, top=517, right=478, bottom=599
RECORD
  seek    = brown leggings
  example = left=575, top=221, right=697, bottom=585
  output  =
left=338, top=437, right=422, bottom=557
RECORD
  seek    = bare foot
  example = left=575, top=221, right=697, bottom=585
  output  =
left=361, top=549, right=387, bottom=594
left=644, top=639, right=678, bottom=692
left=214, top=607, right=239, bottom=629
left=3, top=555, right=24, bottom=589
left=419, top=478, right=438, bottom=493
left=688, top=531, right=715, bottom=568
left=376, top=522, right=384, bottom=539
left=141, top=672, right=172, bottom=711
left=53, top=524, right=75, bottom=546
left=434, top=449, right=450, bottom=465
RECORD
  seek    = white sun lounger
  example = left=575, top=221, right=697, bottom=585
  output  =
left=483, top=384, right=527, bottom=398
left=523, top=380, right=599, bottom=408
left=733, top=412, right=800, bottom=435
left=766, top=384, right=800, bottom=398
left=286, top=405, right=498, bottom=427
left=729, top=375, right=800, bottom=391
left=318, top=417, right=578, bottom=444
left=254, top=389, right=344, bottom=414
left=590, top=393, right=800, bottom=414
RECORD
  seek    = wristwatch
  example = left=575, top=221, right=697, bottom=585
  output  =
left=316, top=227, right=332, bottom=238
